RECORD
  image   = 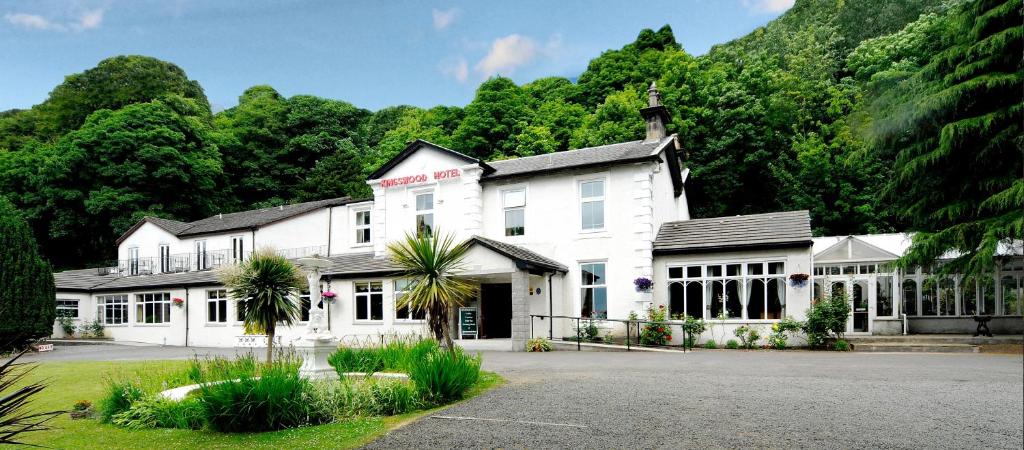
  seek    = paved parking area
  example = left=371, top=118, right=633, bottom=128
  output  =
left=28, top=344, right=1024, bottom=448
left=367, top=350, right=1024, bottom=449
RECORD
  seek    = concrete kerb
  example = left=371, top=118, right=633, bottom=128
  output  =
left=157, top=372, right=410, bottom=401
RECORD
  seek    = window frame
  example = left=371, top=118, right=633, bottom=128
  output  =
left=206, top=289, right=229, bottom=324
left=96, top=294, right=129, bottom=325
left=135, top=292, right=172, bottom=325
left=580, top=261, right=608, bottom=319
left=414, top=191, right=435, bottom=237
left=354, top=209, right=372, bottom=245
left=578, top=178, right=606, bottom=232
left=501, top=187, right=527, bottom=237
left=354, top=281, right=385, bottom=322
left=231, top=236, right=245, bottom=264
left=159, top=244, right=170, bottom=273
left=666, top=259, right=787, bottom=322
left=57, top=299, right=80, bottom=319
left=394, top=279, right=426, bottom=322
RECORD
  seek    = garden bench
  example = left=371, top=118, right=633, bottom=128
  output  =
left=972, top=315, right=993, bottom=337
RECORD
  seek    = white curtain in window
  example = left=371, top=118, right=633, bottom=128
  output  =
left=776, top=278, right=786, bottom=306
left=744, top=279, right=753, bottom=318
left=705, top=281, right=714, bottom=316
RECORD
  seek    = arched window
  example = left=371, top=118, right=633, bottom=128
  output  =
left=902, top=279, right=918, bottom=315
left=669, top=282, right=686, bottom=318
left=685, top=281, right=704, bottom=319
left=961, top=277, right=977, bottom=315
left=876, top=276, right=893, bottom=317
left=1001, top=276, right=1020, bottom=316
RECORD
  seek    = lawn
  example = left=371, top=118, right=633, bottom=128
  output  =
left=19, top=360, right=503, bottom=449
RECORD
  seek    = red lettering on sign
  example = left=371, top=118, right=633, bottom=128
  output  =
left=380, top=168, right=460, bottom=188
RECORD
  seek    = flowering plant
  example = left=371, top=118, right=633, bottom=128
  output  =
left=172, top=297, right=184, bottom=307
left=321, top=291, right=337, bottom=302
left=633, top=277, right=653, bottom=292
left=639, top=304, right=672, bottom=346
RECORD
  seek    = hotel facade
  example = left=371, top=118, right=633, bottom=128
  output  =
left=52, top=85, right=1024, bottom=349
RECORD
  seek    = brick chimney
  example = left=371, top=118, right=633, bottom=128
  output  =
left=640, top=81, right=670, bottom=143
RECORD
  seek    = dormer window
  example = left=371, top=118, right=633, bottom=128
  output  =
left=415, top=192, right=434, bottom=237
left=355, top=210, right=371, bottom=244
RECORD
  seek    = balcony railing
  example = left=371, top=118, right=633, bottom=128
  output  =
left=97, top=245, right=329, bottom=277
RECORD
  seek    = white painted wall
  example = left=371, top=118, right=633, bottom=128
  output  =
left=117, top=222, right=182, bottom=261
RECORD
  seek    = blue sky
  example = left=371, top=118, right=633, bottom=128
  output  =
left=0, top=0, right=792, bottom=112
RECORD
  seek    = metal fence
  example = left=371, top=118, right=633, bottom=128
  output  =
left=529, top=314, right=690, bottom=352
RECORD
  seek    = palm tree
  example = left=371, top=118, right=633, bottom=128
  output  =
left=388, top=231, right=475, bottom=351
left=0, top=348, right=62, bottom=444
left=219, top=249, right=304, bottom=363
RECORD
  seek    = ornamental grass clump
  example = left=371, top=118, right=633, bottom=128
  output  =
left=98, top=380, right=144, bottom=423
left=408, top=347, right=481, bottom=404
left=111, top=396, right=204, bottom=430
left=198, top=362, right=315, bottom=432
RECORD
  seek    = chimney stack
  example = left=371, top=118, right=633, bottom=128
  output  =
left=640, top=81, right=670, bottom=143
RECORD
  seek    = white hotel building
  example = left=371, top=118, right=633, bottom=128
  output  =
left=53, top=85, right=1023, bottom=349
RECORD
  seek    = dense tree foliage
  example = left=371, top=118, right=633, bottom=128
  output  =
left=3, top=0, right=1014, bottom=273
left=0, top=198, right=56, bottom=349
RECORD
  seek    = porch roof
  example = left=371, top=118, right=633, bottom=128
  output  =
left=469, top=236, right=568, bottom=274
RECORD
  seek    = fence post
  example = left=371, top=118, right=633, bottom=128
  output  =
left=530, top=316, right=534, bottom=340
left=626, top=321, right=630, bottom=351
left=576, top=317, right=581, bottom=351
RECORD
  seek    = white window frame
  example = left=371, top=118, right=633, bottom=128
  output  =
left=578, top=178, right=606, bottom=232
left=57, top=299, right=80, bottom=319
left=414, top=191, right=434, bottom=237
left=195, top=240, right=208, bottom=271
left=354, top=209, right=372, bottom=245
left=354, top=281, right=384, bottom=322
left=96, top=294, right=129, bottom=325
left=580, top=261, right=608, bottom=319
left=394, top=279, right=425, bottom=322
left=159, top=244, right=170, bottom=273
left=128, top=246, right=140, bottom=275
left=135, top=292, right=171, bottom=325
left=206, top=289, right=228, bottom=324
left=502, top=187, right=527, bottom=237
left=231, top=236, right=245, bottom=264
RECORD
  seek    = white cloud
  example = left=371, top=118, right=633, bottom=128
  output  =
left=474, top=34, right=538, bottom=78
left=3, top=8, right=105, bottom=32
left=741, top=0, right=795, bottom=13
left=73, top=9, right=104, bottom=31
left=432, top=8, right=457, bottom=30
left=440, top=56, right=469, bottom=83
left=4, top=12, right=62, bottom=30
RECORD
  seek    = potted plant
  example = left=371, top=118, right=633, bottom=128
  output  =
left=70, top=400, right=92, bottom=419
left=789, top=273, right=810, bottom=287
left=633, top=277, right=653, bottom=292
left=172, top=297, right=185, bottom=308
left=321, top=291, right=337, bottom=302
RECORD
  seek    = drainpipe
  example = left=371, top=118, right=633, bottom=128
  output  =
left=184, top=286, right=190, bottom=347
left=548, top=273, right=554, bottom=340
left=326, top=206, right=334, bottom=256
left=251, top=229, right=256, bottom=254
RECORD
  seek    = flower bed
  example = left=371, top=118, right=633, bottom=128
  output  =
left=99, top=339, right=483, bottom=433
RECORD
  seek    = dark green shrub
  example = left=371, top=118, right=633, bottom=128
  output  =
left=408, top=348, right=481, bottom=404
left=725, top=339, right=740, bottom=349
left=679, top=315, right=706, bottom=349
left=833, top=339, right=850, bottom=351
left=733, top=325, right=762, bottom=349
left=703, top=340, right=717, bottom=349
left=199, top=363, right=314, bottom=432
left=0, top=198, right=56, bottom=350
left=99, top=380, right=145, bottom=423
left=804, top=292, right=852, bottom=348
left=767, top=317, right=804, bottom=349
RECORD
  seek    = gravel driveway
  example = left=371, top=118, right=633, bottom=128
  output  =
left=365, top=350, right=1024, bottom=449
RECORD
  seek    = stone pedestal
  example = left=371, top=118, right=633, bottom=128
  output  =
left=296, top=337, right=337, bottom=379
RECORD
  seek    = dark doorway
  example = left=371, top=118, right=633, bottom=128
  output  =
left=480, top=283, right=512, bottom=339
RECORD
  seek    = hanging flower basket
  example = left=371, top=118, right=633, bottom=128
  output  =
left=789, top=273, right=809, bottom=287
left=172, top=297, right=185, bottom=308
left=321, top=291, right=337, bottom=302
left=633, top=277, right=653, bottom=293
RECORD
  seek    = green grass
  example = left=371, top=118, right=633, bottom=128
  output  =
left=19, top=360, right=503, bottom=449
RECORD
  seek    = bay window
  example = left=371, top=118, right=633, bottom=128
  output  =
left=667, top=260, right=786, bottom=321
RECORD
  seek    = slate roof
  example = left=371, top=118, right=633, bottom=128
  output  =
left=117, top=197, right=368, bottom=244
left=322, top=252, right=403, bottom=278
left=53, top=269, right=117, bottom=292
left=482, top=137, right=673, bottom=180
left=653, top=210, right=813, bottom=255
left=368, top=139, right=494, bottom=180
left=470, top=236, right=568, bottom=273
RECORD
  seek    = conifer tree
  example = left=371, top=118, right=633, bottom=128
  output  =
left=0, top=198, right=56, bottom=349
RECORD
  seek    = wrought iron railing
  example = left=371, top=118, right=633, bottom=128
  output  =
left=97, top=245, right=329, bottom=277
left=530, top=314, right=692, bottom=352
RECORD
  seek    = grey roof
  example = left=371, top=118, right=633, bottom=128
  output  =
left=323, top=252, right=403, bottom=278
left=470, top=236, right=568, bottom=273
left=117, top=197, right=367, bottom=244
left=178, top=197, right=359, bottom=237
left=653, top=210, right=813, bottom=255
left=94, top=270, right=220, bottom=291
left=53, top=269, right=117, bottom=292
left=368, top=139, right=494, bottom=180
left=482, top=137, right=672, bottom=180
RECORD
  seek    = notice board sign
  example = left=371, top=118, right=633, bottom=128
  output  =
left=459, top=307, right=478, bottom=339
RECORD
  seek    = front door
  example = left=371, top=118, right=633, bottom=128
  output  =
left=851, top=280, right=870, bottom=333
left=480, top=283, right=512, bottom=339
